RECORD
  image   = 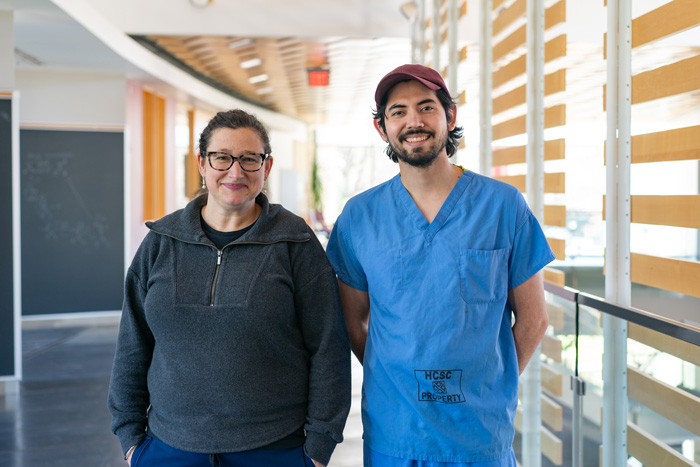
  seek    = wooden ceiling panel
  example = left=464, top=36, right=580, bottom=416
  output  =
left=142, top=34, right=410, bottom=124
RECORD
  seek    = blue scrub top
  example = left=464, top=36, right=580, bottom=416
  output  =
left=327, top=170, right=555, bottom=463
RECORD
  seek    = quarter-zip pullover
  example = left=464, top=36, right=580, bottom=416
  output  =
left=108, top=193, right=351, bottom=465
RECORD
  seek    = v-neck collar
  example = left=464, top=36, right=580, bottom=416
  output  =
left=393, top=169, right=471, bottom=243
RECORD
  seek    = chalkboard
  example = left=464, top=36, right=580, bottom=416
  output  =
left=20, top=129, right=124, bottom=316
left=0, top=98, right=14, bottom=376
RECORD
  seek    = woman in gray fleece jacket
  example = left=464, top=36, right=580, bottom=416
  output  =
left=108, top=109, right=351, bottom=467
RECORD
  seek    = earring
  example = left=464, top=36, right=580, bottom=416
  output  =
left=201, top=177, right=206, bottom=189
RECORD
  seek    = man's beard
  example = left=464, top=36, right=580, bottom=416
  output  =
left=387, top=129, right=447, bottom=168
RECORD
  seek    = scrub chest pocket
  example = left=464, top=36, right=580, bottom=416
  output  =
left=459, top=248, right=509, bottom=304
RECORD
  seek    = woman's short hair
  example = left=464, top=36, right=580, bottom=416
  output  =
left=198, top=109, right=272, bottom=158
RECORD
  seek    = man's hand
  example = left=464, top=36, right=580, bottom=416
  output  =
left=337, top=279, right=370, bottom=364
left=508, top=271, right=549, bottom=374
left=311, top=460, right=325, bottom=467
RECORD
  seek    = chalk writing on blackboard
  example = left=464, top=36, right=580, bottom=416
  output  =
left=22, top=151, right=112, bottom=249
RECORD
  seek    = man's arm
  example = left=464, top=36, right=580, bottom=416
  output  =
left=508, top=271, right=549, bottom=375
left=337, top=278, right=370, bottom=365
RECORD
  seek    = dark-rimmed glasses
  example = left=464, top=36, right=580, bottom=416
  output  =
left=205, top=152, right=268, bottom=172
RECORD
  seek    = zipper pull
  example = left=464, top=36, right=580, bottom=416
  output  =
left=217, top=250, right=222, bottom=265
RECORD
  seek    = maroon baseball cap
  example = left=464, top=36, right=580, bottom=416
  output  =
left=374, top=64, right=451, bottom=108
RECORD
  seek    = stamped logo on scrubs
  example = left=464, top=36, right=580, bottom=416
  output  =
left=414, top=370, right=465, bottom=403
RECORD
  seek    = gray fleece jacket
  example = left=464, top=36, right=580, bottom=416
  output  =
left=108, top=194, right=351, bottom=465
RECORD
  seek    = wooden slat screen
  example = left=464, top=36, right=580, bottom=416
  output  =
left=631, top=125, right=700, bottom=163
left=604, top=1, right=700, bottom=306
left=541, top=362, right=563, bottom=398
left=493, top=85, right=525, bottom=115
left=547, top=237, right=566, bottom=260
left=544, top=35, right=567, bottom=62
left=628, top=322, right=700, bottom=368
left=493, top=0, right=526, bottom=37
left=542, top=394, right=563, bottom=431
left=544, top=104, right=566, bottom=129
left=494, top=175, right=525, bottom=192
left=492, top=139, right=565, bottom=166
left=544, top=205, right=567, bottom=227
left=493, top=55, right=526, bottom=89
left=545, top=172, right=566, bottom=193
left=630, top=253, right=700, bottom=299
left=544, top=0, right=566, bottom=30
left=633, top=0, right=700, bottom=49
left=631, top=54, right=700, bottom=105
left=493, top=25, right=526, bottom=62
left=631, top=195, right=700, bottom=229
left=541, top=334, right=563, bottom=362
left=544, top=267, right=565, bottom=287
left=628, top=422, right=699, bottom=467
left=493, top=106, right=565, bottom=140
left=546, top=302, right=565, bottom=330
left=541, top=425, right=563, bottom=466
left=544, top=69, right=566, bottom=96
left=628, top=367, right=700, bottom=438
left=491, top=1, right=566, bottom=288
left=493, top=0, right=508, bottom=12
left=493, top=146, right=525, bottom=166
left=513, top=409, right=563, bottom=465
left=544, top=139, right=566, bottom=160
left=492, top=71, right=566, bottom=116
left=493, top=115, right=526, bottom=141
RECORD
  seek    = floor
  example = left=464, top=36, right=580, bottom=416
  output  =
left=0, top=317, right=363, bottom=467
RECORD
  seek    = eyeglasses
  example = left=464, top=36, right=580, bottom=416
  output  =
left=205, top=151, right=268, bottom=172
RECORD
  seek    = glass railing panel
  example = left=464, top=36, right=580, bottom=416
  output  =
left=513, top=290, right=579, bottom=466
left=537, top=285, right=700, bottom=466
left=626, top=327, right=700, bottom=465
left=577, top=302, right=605, bottom=467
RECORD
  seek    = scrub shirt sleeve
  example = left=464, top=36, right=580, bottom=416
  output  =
left=508, top=198, right=556, bottom=290
left=326, top=208, right=368, bottom=292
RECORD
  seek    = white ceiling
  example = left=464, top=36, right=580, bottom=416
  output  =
left=82, top=0, right=411, bottom=38
left=7, top=0, right=427, bottom=126
left=6, top=0, right=700, bottom=128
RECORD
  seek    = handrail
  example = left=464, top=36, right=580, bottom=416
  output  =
left=544, top=282, right=700, bottom=348
left=544, top=281, right=578, bottom=302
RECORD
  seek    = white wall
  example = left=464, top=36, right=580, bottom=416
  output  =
left=0, top=10, right=14, bottom=89
left=268, top=129, right=307, bottom=214
left=16, top=68, right=125, bottom=126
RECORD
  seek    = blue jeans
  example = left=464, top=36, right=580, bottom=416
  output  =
left=131, top=436, right=315, bottom=467
left=363, top=444, right=517, bottom=467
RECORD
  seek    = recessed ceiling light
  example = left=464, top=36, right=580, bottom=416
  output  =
left=228, top=38, right=254, bottom=49
left=256, top=87, right=273, bottom=95
left=240, top=58, right=263, bottom=69
left=248, top=74, right=269, bottom=84
left=190, top=0, right=213, bottom=8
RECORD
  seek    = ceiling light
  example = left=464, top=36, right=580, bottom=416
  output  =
left=240, top=58, right=263, bottom=69
left=256, top=87, right=273, bottom=95
left=190, top=0, right=214, bottom=8
left=248, top=74, right=269, bottom=84
left=228, top=38, right=254, bottom=49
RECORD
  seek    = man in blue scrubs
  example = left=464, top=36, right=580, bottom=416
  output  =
left=326, top=64, right=555, bottom=466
